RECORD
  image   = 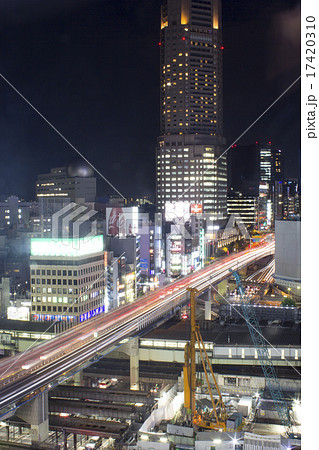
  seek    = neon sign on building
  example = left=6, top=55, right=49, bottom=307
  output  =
left=31, top=235, right=104, bottom=257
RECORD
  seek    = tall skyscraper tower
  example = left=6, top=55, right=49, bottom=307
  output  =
left=259, top=142, right=272, bottom=182
left=156, top=0, right=227, bottom=218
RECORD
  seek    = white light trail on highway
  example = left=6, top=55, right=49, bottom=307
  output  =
left=0, top=242, right=275, bottom=412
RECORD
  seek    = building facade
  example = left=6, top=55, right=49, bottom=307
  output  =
left=0, top=277, right=10, bottom=318
left=35, top=166, right=97, bottom=237
left=283, top=179, right=300, bottom=218
left=30, top=235, right=105, bottom=323
left=227, top=193, right=257, bottom=228
left=0, top=196, right=34, bottom=230
left=156, top=0, right=227, bottom=218
left=36, top=167, right=96, bottom=203
left=259, top=142, right=272, bottom=182
left=106, top=251, right=129, bottom=310
left=273, top=220, right=301, bottom=296
left=272, top=148, right=284, bottom=181
left=273, top=179, right=300, bottom=221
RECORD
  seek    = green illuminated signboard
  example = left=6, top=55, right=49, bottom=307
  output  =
left=31, top=235, right=104, bottom=257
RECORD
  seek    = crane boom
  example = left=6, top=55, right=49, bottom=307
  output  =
left=230, top=270, right=292, bottom=435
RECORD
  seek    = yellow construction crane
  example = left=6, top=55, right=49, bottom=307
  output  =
left=183, top=287, right=227, bottom=430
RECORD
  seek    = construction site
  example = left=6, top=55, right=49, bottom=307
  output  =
left=0, top=255, right=301, bottom=449
left=133, top=265, right=301, bottom=450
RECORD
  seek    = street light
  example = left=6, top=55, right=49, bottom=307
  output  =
left=229, top=437, right=241, bottom=449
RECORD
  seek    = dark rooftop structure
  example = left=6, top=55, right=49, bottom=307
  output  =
left=0, top=318, right=55, bottom=333
left=143, top=318, right=301, bottom=347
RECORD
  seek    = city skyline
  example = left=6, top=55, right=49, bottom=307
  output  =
left=0, top=2, right=304, bottom=442
left=0, top=0, right=301, bottom=200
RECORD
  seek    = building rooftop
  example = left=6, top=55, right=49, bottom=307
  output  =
left=30, top=235, right=104, bottom=257
left=0, top=318, right=55, bottom=333
left=143, top=318, right=300, bottom=347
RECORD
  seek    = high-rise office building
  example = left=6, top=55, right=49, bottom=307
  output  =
left=258, top=142, right=273, bottom=229
left=257, top=142, right=284, bottom=183
left=259, top=142, right=272, bottom=182
left=227, top=141, right=286, bottom=228
left=35, top=166, right=97, bottom=236
left=36, top=167, right=96, bottom=203
left=156, top=0, right=227, bottom=218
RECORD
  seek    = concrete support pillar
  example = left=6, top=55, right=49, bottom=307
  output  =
left=63, top=429, right=68, bottom=449
left=16, top=391, right=49, bottom=445
left=73, top=369, right=84, bottom=386
left=205, top=287, right=211, bottom=320
left=129, top=336, right=139, bottom=390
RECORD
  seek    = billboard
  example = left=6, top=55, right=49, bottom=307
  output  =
left=106, top=206, right=139, bottom=235
left=106, top=207, right=124, bottom=235
left=165, top=201, right=190, bottom=223
left=140, top=258, right=148, bottom=269
left=190, top=203, right=203, bottom=214
left=7, top=306, right=30, bottom=321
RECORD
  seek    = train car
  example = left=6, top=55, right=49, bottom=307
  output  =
left=40, top=347, right=64, bottom=361
left=21, top=359, right=40, bottom=370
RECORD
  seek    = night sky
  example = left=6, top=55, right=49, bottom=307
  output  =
left=0, top=0, right=301, bottom=201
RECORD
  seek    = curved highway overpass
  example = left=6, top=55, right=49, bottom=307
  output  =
left=0, top=241, right=274, bottom=415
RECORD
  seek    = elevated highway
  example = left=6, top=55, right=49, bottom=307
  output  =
left=0, top=241, right=274, bottom=415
